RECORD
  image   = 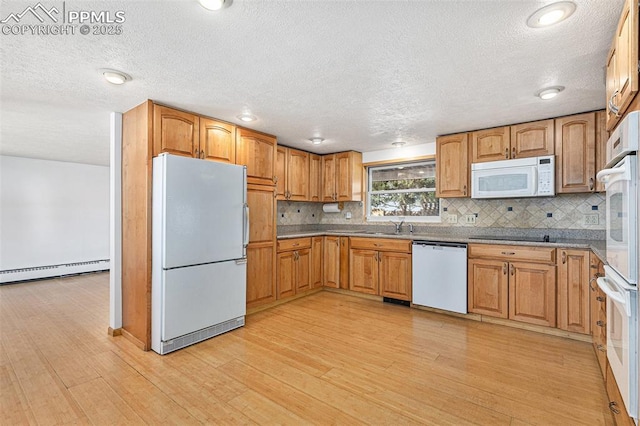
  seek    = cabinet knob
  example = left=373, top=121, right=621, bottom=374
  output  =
left=562, top=251, right=566, bottom=264
left=596, top=296, right=605, bottom=302
left=503, top=262, right=508, bottom=275
left=463, top=185, right=467, bottom=196
left=589, top=177, right=594, bottom=191
left=504, top=148, right=509, bottom=159
left=510, top=264, right=515, bottom=276
left=609, top=401, right=621, bottom=415
left=511, top=147, right=516, bottom=159
left=501, top=251, right=515, bottom=256
left=609, top=90, right=620, bottom=117
left=200, top=150, right=205, bottom=159
left=273, top=176, right=278, bottom=183
left=596, top=320, right=605, bottom=327
left=597, top=344, right=606, bottom=352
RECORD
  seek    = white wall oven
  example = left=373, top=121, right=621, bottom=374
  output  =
left=597, top=110, right=639, bottom=420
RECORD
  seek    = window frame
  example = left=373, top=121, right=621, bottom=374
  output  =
left=365, top=159, right=442, bottom=223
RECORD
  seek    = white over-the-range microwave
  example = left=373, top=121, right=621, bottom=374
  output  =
left=471, top=155, right=555, bottom=199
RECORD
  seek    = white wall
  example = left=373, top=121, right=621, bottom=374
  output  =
left=0, top=156, right=109, bottom=270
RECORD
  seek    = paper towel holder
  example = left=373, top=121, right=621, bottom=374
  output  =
left=322, top=202, right=344, bottom=213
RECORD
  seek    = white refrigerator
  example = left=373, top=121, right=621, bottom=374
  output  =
left=151, top=153, right=248, bottom=355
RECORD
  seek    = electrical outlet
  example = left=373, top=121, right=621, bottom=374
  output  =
left=464, top=214, right=476, bottom=224
left=447, top=214, right=458, bottom=224
left=345, top=212, right=352, bottom=219
left=583, top=214, right=599, bottom=225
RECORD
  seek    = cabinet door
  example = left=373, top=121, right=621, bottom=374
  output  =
left=236, top=128, right=277, bottom=186
left=275, top=146, right=287, bottom=200
left=287, top=149, right=310, bottom=201
left=606, top=45, right=619, bottom=131
left=247, top=243, right=276, bottom=308
left=296, top=248, right=311, bottom=293
left=468, top=259, right=508, bottom=318
left=277, top=251, right=296, bottom=299
left=379, top=251, right=411, bottom=301
left=589, top=253, right=607, bottom=376
left=349, top=249, right=379, bottom=295
left=339, top=236, right=350, bottom=289
left=436, top=133, right=469, bottom=198
left=510, top=119, right=554, bottom=159
left=247, top=184, right=276, bottom=244
left=199, top=118, right=235, bottom=163
left=335, top=151, right=362, bottom=202
left=309, top=154, right=322, bottom=202
left=606, top=364, right=636, bottom=426
left=555, top=113, right=596, bottom=193
left=323, top=236, right=340, bottom=288
left=153, top=105, right=199, bottom=157
left=595, top=111, right=608, bottom=192
left=471, top=126, right=510, bottom=163
left=311, top=236, right=323, bottom=288
left=558, top=249, right=591, bottom=334
left=508, top=262, right=556, bottom=327
left=615, top=0, right=639, bottom=117
left=322, top=154, right=336, bottom=201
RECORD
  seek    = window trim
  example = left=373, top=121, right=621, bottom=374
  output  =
left=365, top=160, right=442, bottom=223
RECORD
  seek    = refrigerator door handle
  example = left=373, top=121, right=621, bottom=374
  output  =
left=243, top=204, right=250, bottom=248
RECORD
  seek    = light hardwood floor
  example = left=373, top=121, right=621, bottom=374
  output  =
left=1, top=272, right=613, bottom=425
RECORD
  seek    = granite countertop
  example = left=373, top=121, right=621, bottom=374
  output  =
left=276, top=229, right=607, bottom=263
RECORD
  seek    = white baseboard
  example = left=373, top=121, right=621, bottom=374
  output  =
left=0, top=259, right=110, bottom=283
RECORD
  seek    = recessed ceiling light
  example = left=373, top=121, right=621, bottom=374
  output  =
left=309, top=137, right=324, bottom=145
left=198, top=0, right=227, bottom=11
left=527, top=2, right=576, bottom=28
left=392, top=141, right=406, bottom=148
left=537, top=86, right=565, bottom=100
left=236, top=112, right=257, bottom=122
left=101, top=69, right=131, bottom=85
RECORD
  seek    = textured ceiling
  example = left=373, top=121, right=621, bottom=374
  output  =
left=0, top=0, right=624, bottom=166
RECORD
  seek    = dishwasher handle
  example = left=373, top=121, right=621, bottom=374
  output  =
left=413, top=241, right=467, bottom=249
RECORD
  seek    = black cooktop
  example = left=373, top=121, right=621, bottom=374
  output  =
left=469, top=235, right=556, bottom=243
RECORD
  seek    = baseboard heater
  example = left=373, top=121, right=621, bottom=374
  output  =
left=0, top=259, right=110, bottom=284
left=157, top=316, right=245, bottom=355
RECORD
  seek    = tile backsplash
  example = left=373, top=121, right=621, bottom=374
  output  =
left=277, top=193, right=605, bottom=230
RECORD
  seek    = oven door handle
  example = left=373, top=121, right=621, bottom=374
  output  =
left=596, top=276, right=631, bottom=317
left=596, top=167, right=625, bottom=183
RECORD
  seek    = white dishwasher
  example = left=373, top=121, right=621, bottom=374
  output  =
left=412, top=241, right=467, bottom=314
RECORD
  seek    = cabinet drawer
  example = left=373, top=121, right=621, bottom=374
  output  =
left=277, top=237, right=312, bottom=252
left=349, top=237, right=411, bottom=253
left=468, top=243, right=555, bottom=264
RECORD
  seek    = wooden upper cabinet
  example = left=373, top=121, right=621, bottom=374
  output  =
left=275, top=146, right=287, bottom=200
left=471, top=126, right=510, bottom=163
left=322, top=151, right=362, bottom=202
left=287, top=149, right=310, bottom=201
left=510, top=119, right=554, bottom=159
left=322, top=154, right=337, bottom=201
left=436, top=133, right=469, bottom=198
left=247, top=184, right=276, bottom=245
left=595, top=111, right=608, bottom=192
left=309, top=154, right=322, bottom=202
left=153, top=105, right=199, bottom=157
left=557, top=249, right=591, bottom=334
left=236, top=127, right=277, bottom=186
left=555, top=113, right=596, bottom=193
left=199, top=118, right=235, bottom=163
left=606, top=0, right=639, bottom=131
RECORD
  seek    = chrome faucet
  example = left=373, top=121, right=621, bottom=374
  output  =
left=390, top=220, right=405, bottom=234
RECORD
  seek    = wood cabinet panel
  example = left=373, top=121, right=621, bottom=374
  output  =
left=606, top=364, right=636, bottom=426
left=468, top=258, right=509, bottom=318
left=309, top=154, right=322, bottom=202
left=510, top=119, right=554, bottom=159
left=322, top=152, right=362, bottom=202
left=322, top=155, right=337, bottom=201
left=555, top=113, right=596, bottom=193
left=311, top=236, right=323, bottom=288
left=558, top=249, right=591, bottom=334
left=350, top=237, right=411, bottom=253
left=471, top=126, right=510, bottom=163
left=236, top=128, right=277, bottom=186
left=508, top=262, right=556, bottom=327
left=296, top=248, right=311, bottom=293
left=323, top=236, right=340, bottom=288
left=595, top=111, right=608, bottom=192
left=468, top=244, right=555, bottom=264
left=379, top=251, right=411, bottom=301
left=247, top=184, right=276, bottom=244
left=590, top=252, right=607, bottom=377
left=339, top=236, right=350, bottom=290
left=153, top=105, right=199, bottom=158
left=275, top=146, right=287, bottom=199
left=199, top=118, right=235, bottom=163
left=287, top=149, right=310, bottom=201
left=436, top=133, right=469, bottom=198
left=247, top=243, right=276, bottom=309
left=277, top=250, right=296, bottom=299
left=614, top=0, right=639, bottom=119
left=349, top=249, right=379, bottom=295
left=277, top=238, right=312, bottom=251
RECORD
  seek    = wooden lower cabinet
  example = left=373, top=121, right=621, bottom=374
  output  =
left=468, top=258, right=509, bottom=318
left=606, top=364, right=636, bottom=426
left=557, top=249, right=591, bottom=334
left=276, top=238, right=311, bottom=300
left=590, top=253, right=607, bottom=376
left=324, top=236, right=341, bottom=288
left=508, top=262, right=556, bottom=327
left=468, top=244, right=556, bottom=326
left=246, top=243, right=276, bottom=309
left=311, top=236, right=323, bottom=288
left=349, top=238, right=412, bottom=301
